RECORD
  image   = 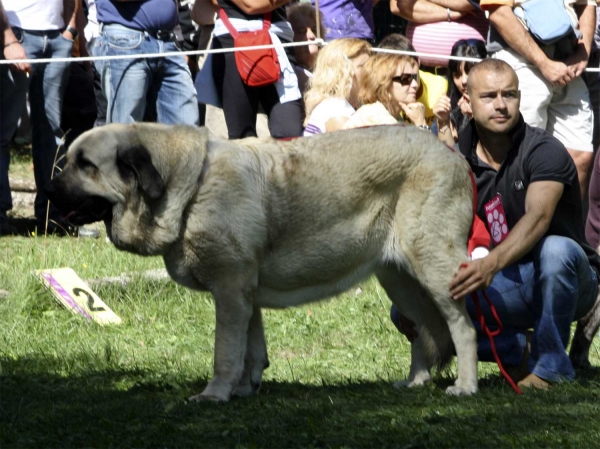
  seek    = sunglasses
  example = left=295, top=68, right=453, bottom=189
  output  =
left=392, top=73, right=419, bottom=86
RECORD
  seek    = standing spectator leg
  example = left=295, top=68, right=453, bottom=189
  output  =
left=25, top=31, right=72, bottom=229
left=212, top=36, right=260, bottom=139
left=0, top=57, right=29, bottom=234
left=100, top=25, right=151, bottom=124
left=155, top=42, right=199, bottom=126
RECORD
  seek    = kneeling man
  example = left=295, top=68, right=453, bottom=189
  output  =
left=394, top=59, right=600, bottom=389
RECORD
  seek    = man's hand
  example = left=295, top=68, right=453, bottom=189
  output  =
left=449, top=256, right=498, bottom=300
left=564, top=44, right=589, bottom=78
left=539, top=59, right=575, bottom=86
left=3, top=41, right=31, bottom=74
left=62, top=29, right=76, bottom=41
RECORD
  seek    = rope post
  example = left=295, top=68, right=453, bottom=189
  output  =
left=314, top=0, right=321, bottom=42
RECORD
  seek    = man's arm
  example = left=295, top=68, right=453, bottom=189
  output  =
left=449, top=180, right=564, bottom=299
left=391, top=0, right=472, bottom=22
left=192, top=0, right=219, bottom=26
left=1, top=1, right=31, bottom=73
left=565, top=5, right=596, bottom=77
left=62, top=0, right=80, bottom=40
left=229, top=0, right=293, bottom=15
left=488, top=5, right=575, bottom=86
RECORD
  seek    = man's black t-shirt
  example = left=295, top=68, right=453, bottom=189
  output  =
left=459, top=116, right=600, bottom=277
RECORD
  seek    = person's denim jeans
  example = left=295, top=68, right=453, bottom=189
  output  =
left=99, top=24, right=199, bottom=125
left=0, top=29, right=73, bottom=222
left=391, top=236, right=598, bottom=382
left=467, top=236, right=597, bottom=382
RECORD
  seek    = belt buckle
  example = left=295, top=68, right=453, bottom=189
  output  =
left=156, top=30, right=171, bottom=40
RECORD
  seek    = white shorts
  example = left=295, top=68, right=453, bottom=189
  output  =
left=492, top=48, right=594, bottom=153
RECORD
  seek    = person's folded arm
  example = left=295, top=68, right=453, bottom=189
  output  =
left=391, top=0, right=471, bottom=23
left=63, top=0, right=79, bottom=29
left=192, top=0, right=219, bottom=26
left=449, top=180, right=564, bottom=299
left=229, top=0, right=293, bottom=15
left=487, top=5, right=575, bottom=85
left=565, top=4, right=596, bottom=77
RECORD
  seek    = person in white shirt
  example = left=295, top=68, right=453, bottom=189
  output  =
left=303, top=38, right=371, bottom=136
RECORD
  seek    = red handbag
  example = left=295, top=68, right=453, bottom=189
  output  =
left=219, top=9, right=281, bottom=87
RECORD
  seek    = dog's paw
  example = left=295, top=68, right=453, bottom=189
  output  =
left=445, top=385, right=477, bottom=396
left=393, top=378, right=430, bottom=389
left=188, top=392, right=229, bottom=403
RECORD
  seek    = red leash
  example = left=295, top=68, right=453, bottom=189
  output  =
left=464, top=168, right=522, bottom=395
left=464, top=277, right=522, bottom=395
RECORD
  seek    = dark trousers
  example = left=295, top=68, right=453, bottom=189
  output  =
left=212, top=34, right=303, bottom=139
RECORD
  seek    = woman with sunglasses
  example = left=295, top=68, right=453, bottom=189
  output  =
left=343, top=53, right=429, bottom=129
left=433, top=39, right=487, bottom=146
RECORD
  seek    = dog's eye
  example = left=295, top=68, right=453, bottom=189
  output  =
left=79, top=158, right=97, bottom=172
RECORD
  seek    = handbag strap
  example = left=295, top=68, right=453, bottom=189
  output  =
left=219, top=8, right=272, bottom=39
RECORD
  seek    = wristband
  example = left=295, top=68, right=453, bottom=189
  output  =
left=65, top=25, right=79, bottom=40
left=447, top=8, right=452, bottom=22
left=417, top=124, right=430, bottom=131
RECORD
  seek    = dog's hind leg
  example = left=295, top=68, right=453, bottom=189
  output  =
left=570, top=290, right=600, bottom=368
left=233, top=306, right=270, bottom=397
left=377, top=267, right=434, bottom=387
left=410, top=255, right=478, bottom=396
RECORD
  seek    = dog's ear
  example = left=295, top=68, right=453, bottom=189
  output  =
left=117, top=144, right=165, bottom=200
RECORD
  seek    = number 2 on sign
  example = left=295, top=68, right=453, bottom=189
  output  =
left=72, top=287, right=106, bottom=312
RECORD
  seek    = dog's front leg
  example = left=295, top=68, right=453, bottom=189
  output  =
left=189, top=286, right=254, bottom=403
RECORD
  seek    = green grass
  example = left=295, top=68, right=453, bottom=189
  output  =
left=2, top=155, right=600, bottom=448
left=1, top=234, right=599, bottom=449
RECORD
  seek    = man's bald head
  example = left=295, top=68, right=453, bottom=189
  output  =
left=467, top=59, right=519, bottom=96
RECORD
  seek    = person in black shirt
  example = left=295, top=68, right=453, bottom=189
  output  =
left=449, top=59, right=599, bottom=389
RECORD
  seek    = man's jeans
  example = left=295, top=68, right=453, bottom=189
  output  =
left=390, top=236, right=598, bottom=382
left=99, top=24, right=199, bottom=125
left=0, top=29, right=72, bottom=221
left=467, top=236, right=598, bottom=382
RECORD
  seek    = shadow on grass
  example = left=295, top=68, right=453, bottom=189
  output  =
left=2, top=355, right=600, bottom=448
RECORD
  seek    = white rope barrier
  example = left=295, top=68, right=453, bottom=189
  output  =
left=0, top=38, right=326, bottom=65
left=1, top=37, right=599, bottom=72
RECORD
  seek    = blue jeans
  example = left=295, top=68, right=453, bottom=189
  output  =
left=391, top=236, right=598, bottom=382
left=99, top=24, right=199, bottom=125
left=470, top=236, right=597, bottom=382
left=0, top=29, right=73, bottom=221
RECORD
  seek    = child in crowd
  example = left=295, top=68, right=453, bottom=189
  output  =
left=433, top=39, right=487, bottom=146
left=303, top=38, right=371, bottom=135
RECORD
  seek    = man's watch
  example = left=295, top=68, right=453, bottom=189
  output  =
left=65, top=26, right=79, bottom=40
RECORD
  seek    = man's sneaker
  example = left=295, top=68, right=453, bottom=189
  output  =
left=0, top=214, right=17, bottom=236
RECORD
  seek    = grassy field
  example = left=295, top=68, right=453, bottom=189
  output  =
left=1, top=232, right=600, bottom=449
left=1, top=147, right=600, bottom=449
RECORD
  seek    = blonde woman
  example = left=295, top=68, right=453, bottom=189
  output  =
left=344, top=52, right=428, bottom=129
left=303, top=38, right=371, bottom=136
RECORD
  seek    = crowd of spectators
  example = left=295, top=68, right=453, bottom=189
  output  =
left=1, top=0, right=600, bottom=389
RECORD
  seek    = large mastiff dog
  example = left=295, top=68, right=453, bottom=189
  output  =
left=46, top=123, right=479, bottom=401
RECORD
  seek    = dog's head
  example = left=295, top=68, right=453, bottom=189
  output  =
left=46, top=123, right=208, bottom=254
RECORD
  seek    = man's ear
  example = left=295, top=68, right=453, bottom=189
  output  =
left=117, top=144, right=165, bottom=200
